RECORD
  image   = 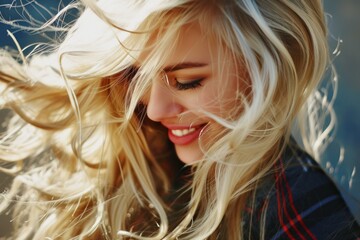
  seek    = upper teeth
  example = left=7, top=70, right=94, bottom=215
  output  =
left=171, top=128, right=196, bottom=137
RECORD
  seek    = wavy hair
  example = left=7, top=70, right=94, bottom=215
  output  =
left=0, top=0, right=332, bottom=239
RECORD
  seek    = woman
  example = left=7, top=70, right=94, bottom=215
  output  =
left=0, top=0, right=359, bottom=239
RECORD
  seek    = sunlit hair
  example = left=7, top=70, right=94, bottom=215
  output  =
left=0, top=0, right=333, bottom=239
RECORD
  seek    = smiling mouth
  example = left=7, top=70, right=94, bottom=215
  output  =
left=171, top=128, right=196, bottom=137
left=167, top=124, right=207, bottom=145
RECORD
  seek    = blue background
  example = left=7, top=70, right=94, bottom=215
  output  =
left=0, top=0, right=359, bottom=236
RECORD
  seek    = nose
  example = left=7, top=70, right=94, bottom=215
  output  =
left=146, top=79, right=183, bottom=122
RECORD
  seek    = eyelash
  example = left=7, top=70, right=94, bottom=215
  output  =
left=174, top=78, right=204, bottom=91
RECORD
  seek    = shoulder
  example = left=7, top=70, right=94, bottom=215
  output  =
left=246, top=143, right=360, bottom=239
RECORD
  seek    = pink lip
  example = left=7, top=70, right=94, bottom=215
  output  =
left=164, top=124, right=206, bottom=146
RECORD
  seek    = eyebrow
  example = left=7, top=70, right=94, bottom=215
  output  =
left=163, top=62, right=208, bottom=72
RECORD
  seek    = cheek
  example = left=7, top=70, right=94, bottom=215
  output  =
left=197, top=79, right=241, bottom=118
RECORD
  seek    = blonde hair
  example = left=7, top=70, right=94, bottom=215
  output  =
left=0, top=0, right=332, bottom=239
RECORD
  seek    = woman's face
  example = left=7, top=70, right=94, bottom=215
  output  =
left=144, top=24, right=248, bottom=164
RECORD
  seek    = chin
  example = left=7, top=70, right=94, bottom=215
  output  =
left=175, top=144, right=203, bottom=164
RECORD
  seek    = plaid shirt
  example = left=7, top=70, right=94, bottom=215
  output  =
left=244, top=143, right=360, bottom=239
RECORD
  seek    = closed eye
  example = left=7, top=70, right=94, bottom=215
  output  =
left=174, top=78, right=204, bottom=91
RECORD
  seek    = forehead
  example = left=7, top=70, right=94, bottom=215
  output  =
left=164, top=23, right=212, bottom=66
left=137, top=22, right=217, bottom=69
